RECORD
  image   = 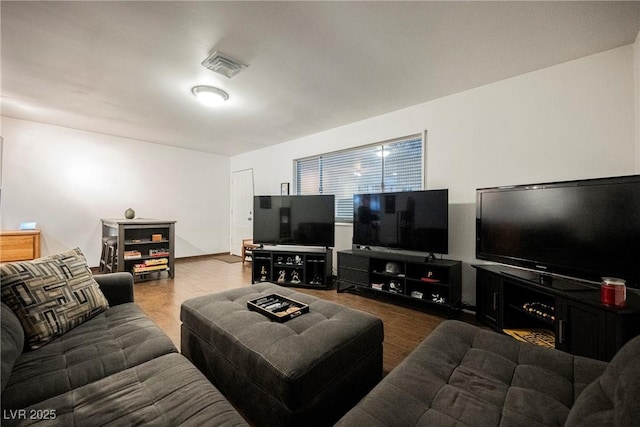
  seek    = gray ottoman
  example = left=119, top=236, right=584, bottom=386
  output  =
left=180, top=283, right=384, bottom=427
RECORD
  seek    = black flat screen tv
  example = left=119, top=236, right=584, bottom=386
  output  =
left=353, top=189, right=448, bottom=255
left=476, top=174, right=640, bottom=289
left=253, top=195, right=335, bottom=247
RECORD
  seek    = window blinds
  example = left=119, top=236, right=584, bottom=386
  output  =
left=296, top=134, right=423, bottom=222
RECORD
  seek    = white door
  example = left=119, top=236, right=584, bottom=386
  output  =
left=230, top=169, right=255, bottom=255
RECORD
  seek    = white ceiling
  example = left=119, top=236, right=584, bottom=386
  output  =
left=2, top=1, right=639, bottom=156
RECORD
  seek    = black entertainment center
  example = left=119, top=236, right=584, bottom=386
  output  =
left=251, top=195, right=335, bottom=289
left=475, top=174, right=640, bottom=361
left=252, top=246, right=333, bottom=289
left=338, top=189, right=462, bottom=312
left=475, top=264, right=640, bottom=361
left=337, top=249, right=461, bottom=311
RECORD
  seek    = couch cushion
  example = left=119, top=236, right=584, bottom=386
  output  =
left=1, top=302, right=177, bottom=410
left=337, top=320, right=608, bottom=427
left=1, top=248, right=109, bottom=350
left=3, top=353, right=249, bottom=427
left=1, top=303, right=25, bottom=392
left=565, top=334, right=640, bottom=427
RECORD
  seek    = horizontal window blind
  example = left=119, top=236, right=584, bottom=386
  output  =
left=296, top=134, right=423, bottom=222
left=382, top=138, right=423, bottom=192
left=295, top=156, right=320, bottom=195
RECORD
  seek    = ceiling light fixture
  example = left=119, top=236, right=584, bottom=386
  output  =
left=191, top=85, right=229, bottom=107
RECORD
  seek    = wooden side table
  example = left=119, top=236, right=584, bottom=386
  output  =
left=0, top=230, right=41, bottom=262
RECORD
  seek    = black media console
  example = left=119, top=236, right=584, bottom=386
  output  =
left=337, top=249, right=462, bottom=313
left=474, top=264, right=640, bottom=361
left=251, top=246, right=333, bottom=289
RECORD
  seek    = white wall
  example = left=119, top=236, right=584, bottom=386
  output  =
left=0, top=117, right=230, bottom=266
left=231, top=45, right=638, bottom=305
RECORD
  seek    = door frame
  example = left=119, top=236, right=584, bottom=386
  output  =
left=230, top=168, right=255, bottom=256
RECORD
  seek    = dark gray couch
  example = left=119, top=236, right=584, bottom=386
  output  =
left=1, top=272, right=248, bottom=426
left=337, top=319, right=640, bottom=426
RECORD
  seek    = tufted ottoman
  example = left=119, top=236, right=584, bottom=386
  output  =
left=180, top=283, right=384, bottom=427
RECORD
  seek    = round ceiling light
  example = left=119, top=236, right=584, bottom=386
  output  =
left=191, top=85, right=229, bottom=107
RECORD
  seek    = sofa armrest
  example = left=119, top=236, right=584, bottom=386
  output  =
left=93, top=272, right=134, bottom=306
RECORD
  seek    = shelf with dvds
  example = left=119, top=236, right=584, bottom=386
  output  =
left=101, top=218, right=176, bottom=282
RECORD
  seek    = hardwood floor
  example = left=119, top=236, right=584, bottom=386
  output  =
left=133, top=256, right=450, bottom=375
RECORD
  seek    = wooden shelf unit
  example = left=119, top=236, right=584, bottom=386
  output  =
left=101, top=218, right=176, bottom=282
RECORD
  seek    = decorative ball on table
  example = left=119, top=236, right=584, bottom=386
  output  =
left=124, top=208, right=136, bottom=219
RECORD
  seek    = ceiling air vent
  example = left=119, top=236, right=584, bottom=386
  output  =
left=201, top=52, right=247, bottom=78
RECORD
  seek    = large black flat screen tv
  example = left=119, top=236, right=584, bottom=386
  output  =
left=476, top=175, right=640, bottom=288
left=353, top=189, right=448, bottom=254
left=253, top=195, right=335, bottom=247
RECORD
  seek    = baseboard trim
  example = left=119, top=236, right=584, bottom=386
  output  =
left=176, top=253, right=229, bottom=262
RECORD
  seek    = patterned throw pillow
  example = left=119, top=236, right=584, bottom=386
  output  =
left=0, top=247, right=109, bottom=350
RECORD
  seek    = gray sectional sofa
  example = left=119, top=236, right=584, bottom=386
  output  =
left=337, top=319, right=640, bottom=426
left=1, top=272, right=248, bottom=426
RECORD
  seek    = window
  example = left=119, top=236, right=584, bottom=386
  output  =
left=295, top=134, right=424, bottom=222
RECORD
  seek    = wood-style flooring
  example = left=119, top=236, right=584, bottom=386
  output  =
left=133, top=256, right=451, bottom=375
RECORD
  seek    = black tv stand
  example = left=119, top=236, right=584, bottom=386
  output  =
left=251, top=246, right=333, bottom=289
left=475, top=264, right=640, bottom=361
left=337, top=249, right=462, bottom=314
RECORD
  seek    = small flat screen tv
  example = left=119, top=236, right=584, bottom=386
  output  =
left=476, top=174, right=640, bottom=289
left=353, top=189, right=448, bottom=254
left=253, top=195, right=335, bottom=247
